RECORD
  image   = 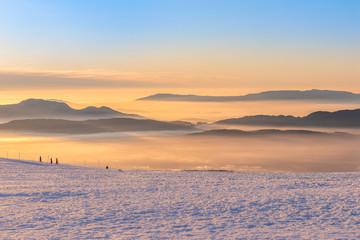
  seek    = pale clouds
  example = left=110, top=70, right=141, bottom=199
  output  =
left=0, top=70, right=172, bottom=89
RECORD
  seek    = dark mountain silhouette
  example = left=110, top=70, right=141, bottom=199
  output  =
left=0, top=99, right=142, bottom=120
left=216, top=109, right=360, bottom=128
left=190, top=129, right=353, bottom=137
left=0, top=118, right=196, bottom=134
left=138, top=89, right=360, bottom=102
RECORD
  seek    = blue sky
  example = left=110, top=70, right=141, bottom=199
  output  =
left=2, top=0, right=358, bottom=46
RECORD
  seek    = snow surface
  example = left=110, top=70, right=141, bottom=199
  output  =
left=1, top=158, right=359, bottom=239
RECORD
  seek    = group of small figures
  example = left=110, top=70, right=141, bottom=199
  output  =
left=38, top=156, right=110, bottom=169
left=39, top=156, right=59, bottom=164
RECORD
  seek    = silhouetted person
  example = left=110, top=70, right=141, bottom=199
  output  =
left=50, top=158, right=53, bottom=164
left=106, top=166, right=108, bottom=169
left=39, top=156, right=42, bottom=163
left=56, top=158, right=58, bottom=164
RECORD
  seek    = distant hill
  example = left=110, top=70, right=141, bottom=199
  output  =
left=138, top=90, right=360, bottom=102
left=190, top=129, right=353, bottom=137
left=0, top=118, right=196, bottom=134
left=0, top=99, right=142, bottom=120
left=216, top=109, right=360, bottom=128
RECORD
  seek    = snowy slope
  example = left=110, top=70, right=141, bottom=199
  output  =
left=0, top=158, right=359, bottom=239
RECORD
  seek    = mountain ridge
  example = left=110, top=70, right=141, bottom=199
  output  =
left=138, top=89, right=360, bottom=102
left=0, top=99, right=142, bottom=120
left=216, top=108, right=360, bottom=128
left=0, top=118, right=196, bottom=134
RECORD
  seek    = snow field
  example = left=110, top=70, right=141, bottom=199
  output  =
left=0, top=158, right=359, bottom=239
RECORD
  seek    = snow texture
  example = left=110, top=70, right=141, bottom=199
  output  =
left=1, top=158, right=359, bottom=239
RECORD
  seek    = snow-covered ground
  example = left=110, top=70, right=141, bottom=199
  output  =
left=1, top=158, right=359, bottom=239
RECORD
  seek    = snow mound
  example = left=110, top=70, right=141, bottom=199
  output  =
left=1, top=158, right=359, bottom=239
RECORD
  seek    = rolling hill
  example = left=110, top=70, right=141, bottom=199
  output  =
left=216, top=109, right=360, bottom=128
left=0, top=118, right=196, bottom=134
left=138, top=90, right=360, bottom=102
left=0, top=99, right=142, bottom=120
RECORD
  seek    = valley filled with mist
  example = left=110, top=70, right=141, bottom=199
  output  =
left=0, top=93, right=359, bottom=172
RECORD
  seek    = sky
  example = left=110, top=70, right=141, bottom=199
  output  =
left=0, top=0, right=359, bottom=104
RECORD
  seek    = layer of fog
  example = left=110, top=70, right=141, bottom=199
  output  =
left=1, top=132, right=359, bottom=173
